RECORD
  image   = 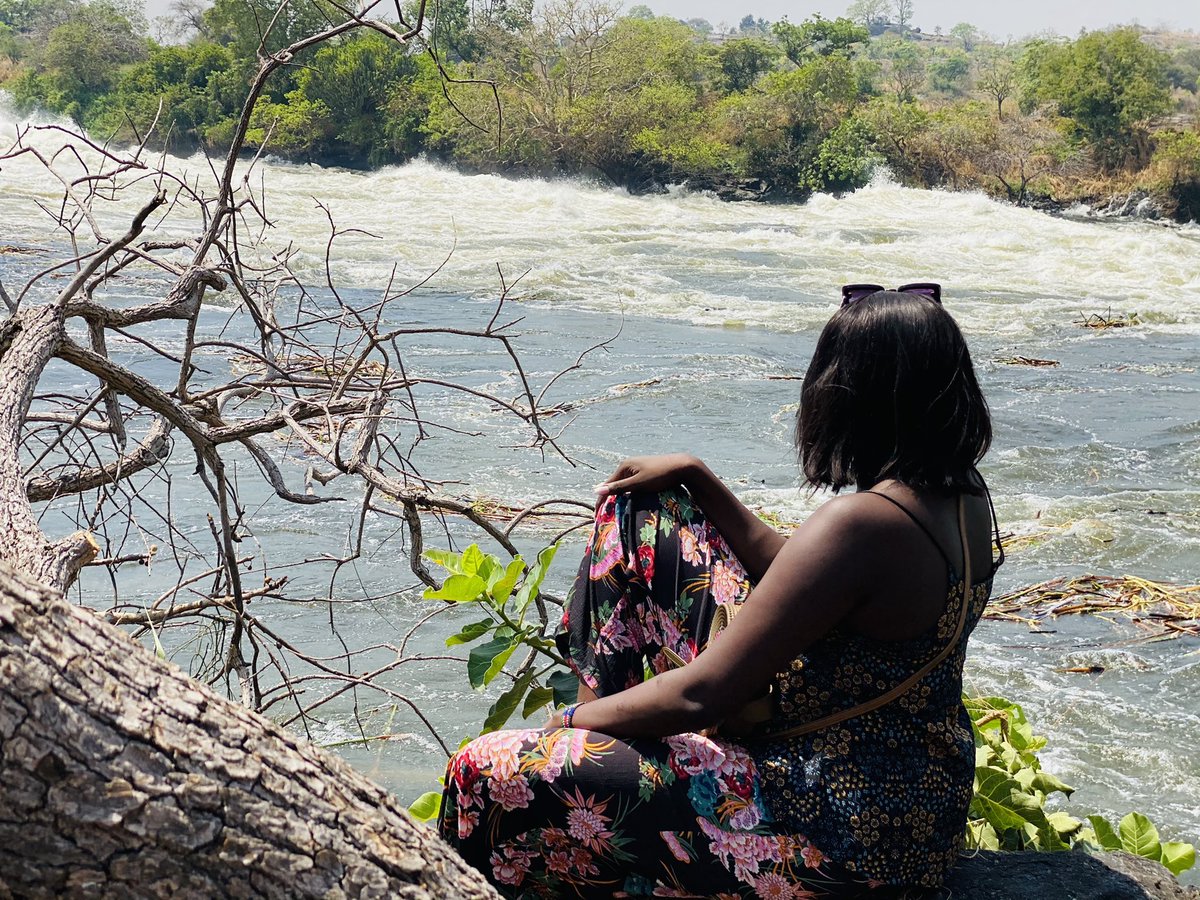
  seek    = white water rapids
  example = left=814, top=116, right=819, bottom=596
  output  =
left=2, top=103, right=1198, bottom=873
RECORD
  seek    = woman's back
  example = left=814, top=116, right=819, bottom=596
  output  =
left=751, top=485, right=1000, bottom=887
left=845, top=482, right=997, bottom=641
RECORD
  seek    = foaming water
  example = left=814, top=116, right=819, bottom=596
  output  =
left=3, top=105, right=1198, bottom=871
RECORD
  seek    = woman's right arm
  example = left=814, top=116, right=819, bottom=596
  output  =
left=595, top=454, right=786, bottom=582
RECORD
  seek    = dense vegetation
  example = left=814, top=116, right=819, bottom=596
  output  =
left=2, top=0, right=1199, bottom=214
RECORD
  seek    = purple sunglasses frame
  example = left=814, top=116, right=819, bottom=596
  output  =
left=840, top=282, right=942, bottom=306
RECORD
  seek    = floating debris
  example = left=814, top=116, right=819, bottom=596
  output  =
left=988, top=574, right=1200, bottom=638
left=542, top=377, right=666, bottom=417
left=1075, top=311, right=1140, bottom=329
left=996, top=356, right=1060, bottom=367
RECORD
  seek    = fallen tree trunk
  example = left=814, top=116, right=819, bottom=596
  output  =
left=0, top=562, right=499, bottom=899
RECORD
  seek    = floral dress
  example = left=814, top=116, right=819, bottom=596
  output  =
left=439, top=489, right=988, bottom=898
left=440, top=491, right=880, bottom=898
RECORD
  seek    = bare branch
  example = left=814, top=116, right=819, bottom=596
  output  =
left=26, top=417, right=172, bottom=503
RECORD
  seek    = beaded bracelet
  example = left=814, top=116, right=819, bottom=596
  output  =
left=561, top=703, right=581, bottom=729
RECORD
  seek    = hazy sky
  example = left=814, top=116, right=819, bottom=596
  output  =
left=139, top=1, right=1200, bottom=40
left=644, top=1, right=1200, bottom=40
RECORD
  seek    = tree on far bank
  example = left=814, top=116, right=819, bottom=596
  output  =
left=928, top=48, right=970, bottom=95
left=950, top=21, right=980, bottom=51
left=892, top=0, right=914, bottom=32
left=718, top=36, right=779, bottom=92
left=1164, top=46, right=1200, bottom=92
left=846, top=0, right=889, bottom=30
left=6, top=0, right=146, bottom=121
left=1020, top=27, right=1171, bottom=171
left=719, top=50, right=869, bottom=191
left=874, top=34, right=924, bottom=102
left=739, top=13, right=769, bottom=34
left=974, top=44, right=1017, bottom=119
left=772, top=14, right=868, bottom=67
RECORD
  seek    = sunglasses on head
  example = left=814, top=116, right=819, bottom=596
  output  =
left=840, top=282, right=942, bottom=306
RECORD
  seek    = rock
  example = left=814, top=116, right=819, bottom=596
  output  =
left=941, top=850, right=1199, bottom=900
left=1134, top=196, right=1160, bottom=220
left=715, top=178, right=774, bottom=202
left=1096, top=189, right=1166, bottom=220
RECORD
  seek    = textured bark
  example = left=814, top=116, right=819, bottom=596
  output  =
left=0, top=563, right=499, bottom=899
left=0, top=305, right=99, bottom=590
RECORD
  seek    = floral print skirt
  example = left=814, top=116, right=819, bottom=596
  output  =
left=438, top=490, right=882, bottom=899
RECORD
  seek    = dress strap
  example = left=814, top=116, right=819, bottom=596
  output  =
left=984, top=482, right=1005, bottom=575
left=863, top=490, right=956, bottom=574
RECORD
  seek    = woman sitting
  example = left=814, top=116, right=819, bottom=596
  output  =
left=439, top=286, right=1003, bottom=898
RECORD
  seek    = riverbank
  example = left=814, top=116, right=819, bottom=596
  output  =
left=4, top=7, right=1199, bottom=225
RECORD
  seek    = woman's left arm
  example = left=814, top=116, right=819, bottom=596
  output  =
left=556, top=495, right=876, bottom=737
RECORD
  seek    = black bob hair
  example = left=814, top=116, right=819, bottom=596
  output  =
left=795, top=291, right=991, bottom=494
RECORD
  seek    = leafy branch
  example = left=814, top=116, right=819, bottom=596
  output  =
left=966, top=695, right=1194, bottom=875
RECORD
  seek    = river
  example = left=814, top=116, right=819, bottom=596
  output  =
left=2, top=104, right=1198, bottom=877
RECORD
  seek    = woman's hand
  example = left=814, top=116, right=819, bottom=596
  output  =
left=594, top=454, right=699, bottom=497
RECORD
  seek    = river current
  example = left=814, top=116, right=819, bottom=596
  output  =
left=2, top=103, right=1198, bottom=873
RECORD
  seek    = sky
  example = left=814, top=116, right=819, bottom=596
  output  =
left=137, top=0, right=1200, bottom=40
left=642, top=0, right=1200, bottom=40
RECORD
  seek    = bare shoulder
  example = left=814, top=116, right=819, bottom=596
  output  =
left=789, top=492, right=895, bottom=548
left=798, top=492, right=896, bottom=530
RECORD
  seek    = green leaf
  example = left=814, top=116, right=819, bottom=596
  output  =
left=1030, top=771, right=1075, bottom=798
left=491, top=558, right=526, bottom=608
left=408, top=791, right=442, bottom=822
left=522, top=686, right=556, bottom=718
left=1159, top=841, right=1196, bottom=876
left=967, top=820, right=1001, bottom=850
left=1087, top=815, right=1123, bottom=851
left=1047, top=811, right=1081, bottom=837
left=445, top=618, right=494, bottom=647
left=548, top=669, right=578, bottom=707
left=484, top=640, right=519, bottom=686
left=476, top=554, right=498, bottom=585
left=1035, top=817, right=1071, bottom=851
left=468, top=636, right=517, bottom=690
left=970, top=767, right=1042, bottom=837
left=514, top=542, right=560, bottom=619
left=461, top=544, right=485, bottom=576
left=145, top=611, right=167, bottom=660
left=424, top=573, right=487, bottom=602
left=482, top=669, right=536, bottom=734
left=1119, top=812, right=1161, bottom=860
left=422, top=548, right=463, bottom=574
left=975, top=773, right=1058, bottom=850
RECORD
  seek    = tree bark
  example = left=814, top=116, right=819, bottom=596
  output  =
left=0, top=562, right=499, bottom=899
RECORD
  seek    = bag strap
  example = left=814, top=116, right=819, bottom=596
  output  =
left=759, top=494, right=973, bottom=742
